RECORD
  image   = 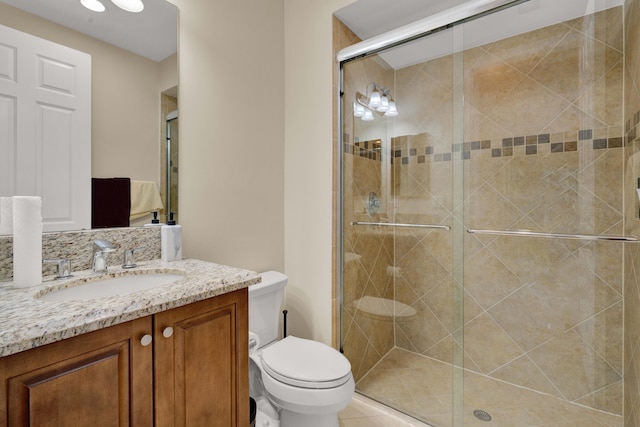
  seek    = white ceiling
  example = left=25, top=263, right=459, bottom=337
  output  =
left=334, top=0, right=470, bottom=41
left=0, top=0, right=177, bottom=62
left=335, top=0, right=624, bottom=69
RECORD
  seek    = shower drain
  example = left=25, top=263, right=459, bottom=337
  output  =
left=473, top=409, right=492, bottom=422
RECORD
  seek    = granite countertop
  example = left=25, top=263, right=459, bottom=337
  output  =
left=0, top=259, right=260, bottom=357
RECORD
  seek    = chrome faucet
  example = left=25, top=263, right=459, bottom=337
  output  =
left=43, top=258, right=73, bottom=279
left=122, top=247, right=144, bottom=269
left=92, top=239, right=115, bottom=273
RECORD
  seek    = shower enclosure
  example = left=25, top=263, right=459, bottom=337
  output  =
left=338, top=0, right=636, bottom=425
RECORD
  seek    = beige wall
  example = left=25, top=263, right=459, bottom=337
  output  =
left=169, top=0, right=285, bottom=275
left=283, top=0, right=354, bottom=344
left=159, top=53, right=178, bottom=93
left=0, top=3, right=176, bottom=185
left=168, top=0, right=355, bottom=343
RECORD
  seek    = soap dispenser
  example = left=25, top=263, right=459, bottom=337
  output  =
left=144, top=211, right=163, bottom=227
left=161, top=212, right=182, bottom=261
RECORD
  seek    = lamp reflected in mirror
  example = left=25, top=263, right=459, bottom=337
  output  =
left=354, top=82, right=399, bottom=121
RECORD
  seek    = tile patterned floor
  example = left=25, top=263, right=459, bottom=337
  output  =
left=339, top=393, right=432, bottom=427
left=351, top=348, right=622, bottom=427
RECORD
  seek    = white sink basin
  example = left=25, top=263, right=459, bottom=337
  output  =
left=37, top=272, right=185, bottom=302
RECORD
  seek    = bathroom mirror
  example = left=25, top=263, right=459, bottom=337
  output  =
left=0, top=0, right=178, bottom=232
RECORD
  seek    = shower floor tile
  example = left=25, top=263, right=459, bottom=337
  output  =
left=356, top=348, right=622, bottom=427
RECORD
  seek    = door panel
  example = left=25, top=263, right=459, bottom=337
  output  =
left=0, top=23, right=90, bottom=231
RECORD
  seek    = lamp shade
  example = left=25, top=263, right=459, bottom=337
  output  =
left=353, top=102, right=365, bottom=117
left=377, top=95, right=390, bottom=112
left=368, top=91, right=381, bottom=108
left=362, top=110, right=374, bottom=121
left=384, top=101, right=399, bottom=117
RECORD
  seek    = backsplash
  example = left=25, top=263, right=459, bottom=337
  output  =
left=0, top=227, right=161, bottom=281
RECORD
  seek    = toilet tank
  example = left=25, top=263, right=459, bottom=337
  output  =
left=249, top=271, right=287, bottom=348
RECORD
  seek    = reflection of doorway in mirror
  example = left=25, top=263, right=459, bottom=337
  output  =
left=161, top=90, right=178, bottom=224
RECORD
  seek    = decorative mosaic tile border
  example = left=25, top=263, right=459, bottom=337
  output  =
left=344, top=127, right=625, bottom=164
left=625, top=109, right=640, bottom=141
left=626, top=110, right=640, bottom=139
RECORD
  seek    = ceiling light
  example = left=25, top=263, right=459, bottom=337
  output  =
left=111, top=0, right=144, bottom=12
left=81, top=0, right=106, bottom=12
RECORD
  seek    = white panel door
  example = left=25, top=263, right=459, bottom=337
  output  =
left=0, top=23, right=91, bottom=232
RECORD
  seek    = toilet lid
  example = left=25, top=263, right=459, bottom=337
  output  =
left=260, top=336, right=352, bottom=389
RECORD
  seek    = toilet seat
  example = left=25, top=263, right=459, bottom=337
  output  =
left=260, top=336, right=352, bottom=389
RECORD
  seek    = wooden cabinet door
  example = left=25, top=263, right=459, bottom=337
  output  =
left=154, top=289, right=248, bottom=427
left=0, top=317, right=153, bottom=427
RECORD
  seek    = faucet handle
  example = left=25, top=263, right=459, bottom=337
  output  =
left=93, top=239, right=115, bottom=253
left=123, top=247, right=145, bottom=269
left=43, top=258, right=73, bottom=279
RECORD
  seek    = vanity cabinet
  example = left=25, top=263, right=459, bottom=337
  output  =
left=154, top=289, right=249, bottom=427
left=0, top=317, right=153, bottom=426
left=0, top=289, right=248, bottom=427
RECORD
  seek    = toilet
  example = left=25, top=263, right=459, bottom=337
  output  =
left=248, top=271, right=355, bottom=427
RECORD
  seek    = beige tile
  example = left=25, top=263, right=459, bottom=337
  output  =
left=395, top=299, right=450, bottom=354
left=573, top=301, right=623, bottom=374
left=488, top=75, right=571, bottom=135
left=529, top=331, right=621, bottom=401
left=464, top=52, right=526, bottom=115
left=340, top=394, right=433, bottom=426
left=574, top=59, right=624, bottom=128
left=490, top=354, right=562, bottom=398
left=463, top=248, right=522, bottom=309
left=489, top=286, right=564, bottom=351
left=463, top=313, right=523, bottom=374
left=529, top=29, right=622, bottom=103
left=464, top=182, right=521, bottom=230
left=566, top=7, right=624, bottom=53
left=487, top=22, right=570, bottom=73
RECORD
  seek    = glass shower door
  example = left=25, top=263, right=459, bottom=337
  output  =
left=340, top=25, right=463, bottom=427
left=339, top=1, right=625, bottom=426
left=459, top=3, right=623, bottom=426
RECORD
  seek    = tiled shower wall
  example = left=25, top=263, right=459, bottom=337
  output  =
left=624, top=0, right=640, bottom=425
left=337, top=16, right=398, bottom=381
left=394, top=8, right=624, bottom=415
left=342, top=7, right=626, bottom=416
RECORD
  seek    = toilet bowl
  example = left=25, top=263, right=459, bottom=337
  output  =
left=248, top=271, right=355, bottom=427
